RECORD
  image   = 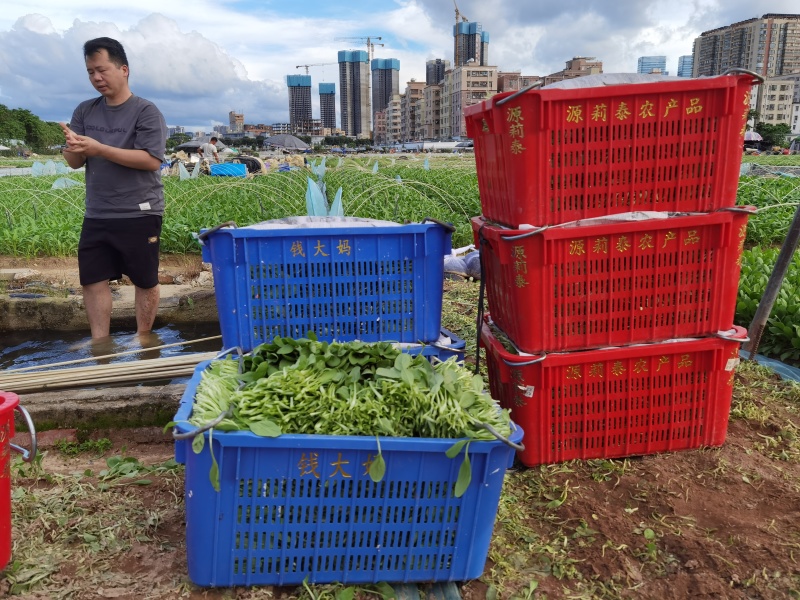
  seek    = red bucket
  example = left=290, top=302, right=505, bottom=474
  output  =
left=0, top=391, right=20, bottom=572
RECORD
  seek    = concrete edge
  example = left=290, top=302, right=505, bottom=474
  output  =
left=0, top=285, right=219, bottom=331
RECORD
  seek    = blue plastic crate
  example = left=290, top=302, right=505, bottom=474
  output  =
left=199, top=220, right=452, bottom=351
left=210, top=163, right=247, bottom=177
left=174, top=360, right=521, bottom=587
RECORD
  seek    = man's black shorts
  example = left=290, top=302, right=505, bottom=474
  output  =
left=78, top=216, right=162, bottom=288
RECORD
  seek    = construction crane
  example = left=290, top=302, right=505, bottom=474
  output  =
left=333, top=36, right=384, bottom=61
left=295, top=63, right=337, bottom=75
left=454, top=0, right=469, bottom=22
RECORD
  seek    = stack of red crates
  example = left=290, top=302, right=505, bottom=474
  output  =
left=464, top=73, right=760, bottom=467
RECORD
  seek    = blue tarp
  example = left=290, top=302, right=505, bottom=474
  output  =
left=739, top=349, right=800, bottom=382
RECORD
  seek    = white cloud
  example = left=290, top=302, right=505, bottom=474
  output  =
left=0, top=0, right=798, bottom=133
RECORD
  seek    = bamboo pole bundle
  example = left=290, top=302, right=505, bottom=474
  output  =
left=0, top=352, right=220, bottom=394
left=0, top=336, right=229, bottom=394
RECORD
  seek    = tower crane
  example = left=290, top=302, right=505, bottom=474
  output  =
left=454, top=0, right=469, bottom=22
left=333, top=36, right=384, bottom=61
left=295, top=63, right=337, bottom=75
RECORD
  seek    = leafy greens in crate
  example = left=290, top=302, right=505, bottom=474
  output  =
left=178, top=334, right=513, bottom=496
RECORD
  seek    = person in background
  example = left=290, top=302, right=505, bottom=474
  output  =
left=199, top=136, right=220, bottom=164
left=60, top=36, right=168, bottom=340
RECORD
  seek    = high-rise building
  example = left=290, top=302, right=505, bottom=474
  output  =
left=385, top=94, right=402, bottom=144
left=692, top=14, right=800, bottom=77
left=371, top=58, right=400, bottom=130
left=287, top=75, right=312, bottom=132
left=373, top=110, right=387, bottom=145
left=677, top=55, right=694, bottom=77
left=757, top=74, right=800, bottom=130
left=422, top=83, right=443, bottom=139
left=426, top=59, right=450, bottom=85
left=319, top=83, right=336, bottom=130
left=228, top=111, right=244, bottom=133
left=637, top=55, right=667, bottom=75
left=448, top=65, right=497, bottom=138
left=454, top=21, right=489, bottom=66
left=401, top=80, right=426, bottom=141
left=338, top=50, right=371, bottom=138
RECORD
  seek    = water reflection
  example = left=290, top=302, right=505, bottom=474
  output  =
left=1, top=323, right=222, bottom=381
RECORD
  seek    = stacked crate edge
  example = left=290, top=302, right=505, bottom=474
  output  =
left=480, top=316, right=747, bottom=467
left=464, top=73, right=755, bottom=229
left=471, top=211, right=750, bottom=354
left=200, top=221, right=452, bottom=351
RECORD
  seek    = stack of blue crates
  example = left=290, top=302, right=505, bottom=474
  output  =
left=172, top=218, right=522, bottom=589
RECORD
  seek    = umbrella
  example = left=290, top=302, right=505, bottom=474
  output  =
left=263, top=134, right=309, bottom=150
left=744, top=130, right=763, bottom=142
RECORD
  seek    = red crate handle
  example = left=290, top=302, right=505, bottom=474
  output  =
left=9, top=405, right=37, bottom=463
left=716, top=330, right=750, bottom=344
left=722, top=68, right=765, bottom=85
left=495, top=80, right=544, bottom=107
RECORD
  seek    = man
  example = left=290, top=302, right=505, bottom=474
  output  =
left=60, top=37, right=168, bottom=339
left=198, top=136, right=220, bottom=164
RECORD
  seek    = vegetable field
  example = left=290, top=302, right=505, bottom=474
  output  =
left=2, top=154, right=800, bottom=361
left=0, top=156, right=481, bottom=254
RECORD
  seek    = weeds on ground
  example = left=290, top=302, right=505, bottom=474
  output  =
left=733, top=360, right=800, bottom=464
left=6, top=453, right=183, bottom=597
left=54, top=437, right=113, bottom=456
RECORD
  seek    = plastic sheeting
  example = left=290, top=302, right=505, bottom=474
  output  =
left=31, top=160, right=72, bottom=176
left=739, top=350, right=800, bottom=382
left=543, top=73, right=685, bottom=89
left=243, top=216, right=400, bottom=230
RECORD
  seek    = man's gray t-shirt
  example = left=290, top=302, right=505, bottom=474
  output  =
left=70, top=95, right=167, bottom=219
left=199, top=142, right=217, bottom=160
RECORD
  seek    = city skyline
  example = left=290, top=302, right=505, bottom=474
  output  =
left=0, top=0, right=798, bottom=132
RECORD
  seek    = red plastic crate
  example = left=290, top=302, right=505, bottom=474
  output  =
left=480, top=317, right=747, bottom=466
left=464, top=73, right=757, bottom=228
left=0, top=391, right=19, bottom=572
left=472, top=210, right=750, bottom=353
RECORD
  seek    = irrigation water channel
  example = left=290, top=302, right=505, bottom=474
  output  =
left=1, top=322, right=224, bottom=385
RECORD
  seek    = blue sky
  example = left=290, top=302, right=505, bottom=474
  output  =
left=0, top=0, right=797, bottom=134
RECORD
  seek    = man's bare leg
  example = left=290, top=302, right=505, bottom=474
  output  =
left=135, top=284, right=160, bottom=333
left=83, top=280, right=113, bottom=339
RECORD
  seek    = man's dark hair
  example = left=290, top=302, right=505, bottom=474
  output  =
left=210, top=137, right=218, bottom=142
left=84, top=37, right=129, bottom=68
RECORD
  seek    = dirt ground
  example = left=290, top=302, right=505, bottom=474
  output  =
left=2, top=257, right=800, bottom=599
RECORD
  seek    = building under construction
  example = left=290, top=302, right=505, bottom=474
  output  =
left=338, top=50, right=371, bottom=138
left=286, top=75, right=312, bottom=133
left=319, top=83, right=336, bottom=131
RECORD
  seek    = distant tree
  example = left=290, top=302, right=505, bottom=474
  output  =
left=166, top=133, right=191, bottom=151
left=323, top=135, right=355, bottom=147
left=755, top=122, right=792, bottom=148
left=0, top=105, right=62, bottom=151
left=0, top=104, right=26, bottom=142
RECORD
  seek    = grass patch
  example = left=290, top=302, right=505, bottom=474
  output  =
left=53, top=438, right=113, bottom=457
